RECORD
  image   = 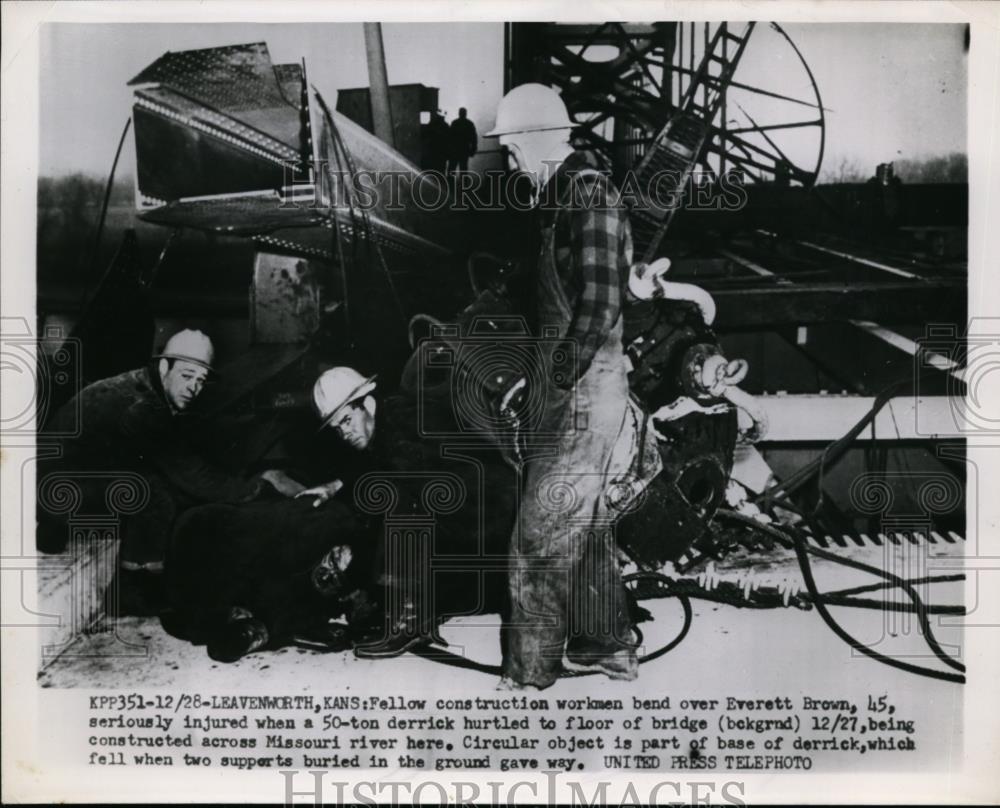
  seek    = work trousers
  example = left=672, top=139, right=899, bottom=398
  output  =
left=501, top=194, right=635, bottom=688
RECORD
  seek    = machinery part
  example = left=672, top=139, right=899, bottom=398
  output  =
left=628, top=258, right=672, bottom=300
left=408, top=313, right=445, bottom=350
left=505, top=23, right=827, bottom=256
left=625, top=569, right=810, bottom=611
left=658, top=282, right=717, bottom=325
left=624, top=297, right=720, bottom=409
left=616, top=412, right=737, bottom=570
left=675, top=344, right=765, bottom=443
left=628, top=258, right=718, bottom=324
left=507, top=22, right=826, bottom=188
left=682, top=346, right=746, bottom=399
left=722, top=385, right=769, bottom=443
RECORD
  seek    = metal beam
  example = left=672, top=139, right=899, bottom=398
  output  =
left=716, top=247, right=792, bottom=283
left=755, top=230, right=919, bottom=280
left=711, top=280, right=965, bottom=328
left=849, top=320, right=966, bottom=382
left=757, top=395, right=962, bottom=441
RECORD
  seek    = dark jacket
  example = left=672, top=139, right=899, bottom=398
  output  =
left=48, top=365, right=263, bottom=504
left=448, top=117, right=478, bottom=160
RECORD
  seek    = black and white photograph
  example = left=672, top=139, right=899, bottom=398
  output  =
left=2, top=2, right=999, bottom=804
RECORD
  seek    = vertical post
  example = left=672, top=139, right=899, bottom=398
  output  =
left=676, top=25, right=683, bottom=105
left=363, top=22, right=395, bottom=148
left=703, top=23, right=709, bottom=114
left=688, top=22, right=694, bottom=103
left=660, top=23, right=677, bottom=114
left=719, top=23, right=727, bottom=177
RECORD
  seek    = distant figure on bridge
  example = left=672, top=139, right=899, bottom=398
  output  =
left=448, top=107, right=478, bottom=175
left=421, top=110, right=451, bottom=173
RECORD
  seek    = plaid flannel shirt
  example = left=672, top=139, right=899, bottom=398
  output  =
left=540, top=150, right=632, bottom=385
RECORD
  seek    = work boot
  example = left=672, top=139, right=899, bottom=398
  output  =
left=207, top=616, right=269, bottom=663
left=290, top=617, right=353, bottom=654
left=564, top=631, right=640, bottom=681
left=496, top=676, right=542, bottom=692
left=353, top=598, right=444, bottom=659
left=562, top=647, right=639, bottom=681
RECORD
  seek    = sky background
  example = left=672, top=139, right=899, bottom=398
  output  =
left=38, top=22, right=967, bottom=182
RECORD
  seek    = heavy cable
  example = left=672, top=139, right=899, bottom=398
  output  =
left=823, top=573, right=965, bottom=600
left=786, top=522, right=965, bottom=683
left=78, top=117, right=133, bottom=312
left=87, top=117, right=132, bottom=284
left=715, top=509, right=965, bottom=674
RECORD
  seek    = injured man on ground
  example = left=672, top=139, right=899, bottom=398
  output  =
left=164, top=362, right=519, bottom=665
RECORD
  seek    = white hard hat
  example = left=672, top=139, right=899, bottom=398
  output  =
left=313, top=367, right=377, bottom=430
left=154, top=329, right=215, bottom=372
left=486, top=83, right=575, bottom=138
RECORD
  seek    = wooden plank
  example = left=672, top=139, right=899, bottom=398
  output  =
left=711, top=280, right=964, bottom=327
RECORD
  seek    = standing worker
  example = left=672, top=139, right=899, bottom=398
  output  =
left=422, top=109, right=451, bottom=173
left=448, top=107, right=478, bottom=175
left=39, top=329, right=302, bottom=614
left=486, top=84, right=656, bottom=690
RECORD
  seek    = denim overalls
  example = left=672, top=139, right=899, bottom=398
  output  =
left=502, top=167, right=660, bottom=687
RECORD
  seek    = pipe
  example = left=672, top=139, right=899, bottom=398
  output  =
left=659, top=281, right=716, bottom=324
left=363, top=23, right=395, bottom=148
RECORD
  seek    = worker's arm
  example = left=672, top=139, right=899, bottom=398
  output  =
left=122, top=406, right=287, bottom=503
left=559, top=174, right=625, bottom=387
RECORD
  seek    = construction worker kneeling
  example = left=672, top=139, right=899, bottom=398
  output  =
left=39, top=329, right=302, bottom=617
left=305, top=367, right=448, bottom=660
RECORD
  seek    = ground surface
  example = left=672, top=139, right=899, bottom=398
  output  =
left=40, top=538, right=965, bottom=694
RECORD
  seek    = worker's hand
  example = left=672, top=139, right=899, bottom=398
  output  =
left=295, top=479, right=344, bottom=508
left=260, top=469, right=307, bottom=498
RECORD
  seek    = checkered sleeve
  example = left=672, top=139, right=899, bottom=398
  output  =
left=563, top=173, right=625, bottom=383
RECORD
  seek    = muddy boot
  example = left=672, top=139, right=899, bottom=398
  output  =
left=496, top=676, right=542, bottom=692
left=564, top=630, right=640, bottom=681
left=353, top=597, right=444, bottom=659
left=562, top=646, right=639, bottom=681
